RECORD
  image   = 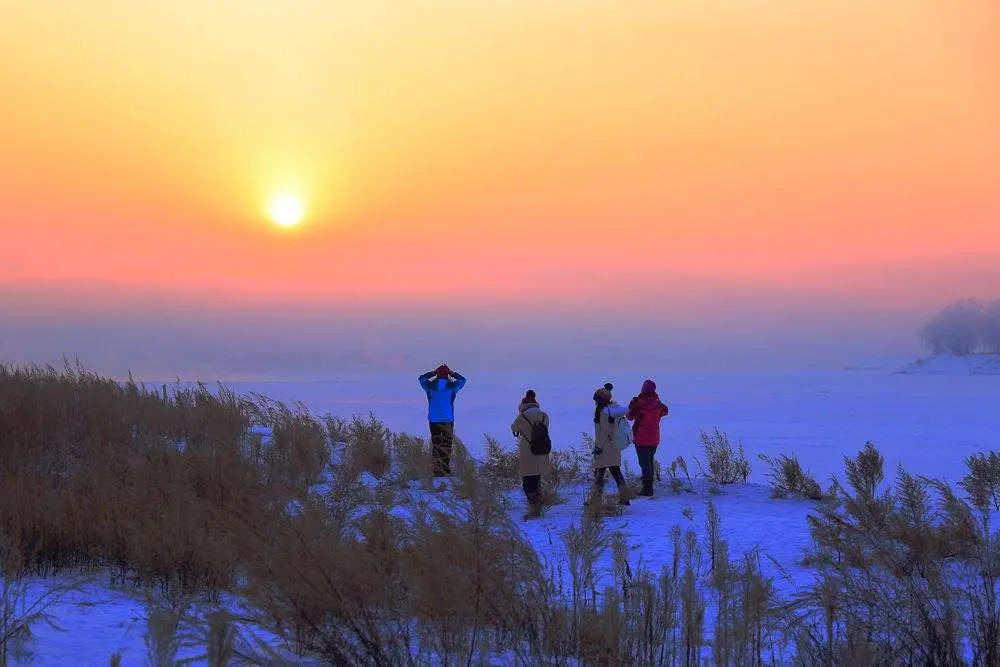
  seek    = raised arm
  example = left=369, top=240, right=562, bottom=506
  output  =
left=449, top=372, right=467, bottom=392
left=418, top=371, right=435, bottom=390
left=626, top=397, right=639, bottom=421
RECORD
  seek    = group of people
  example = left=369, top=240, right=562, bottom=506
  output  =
left=418, top=365, right=670, bottom=517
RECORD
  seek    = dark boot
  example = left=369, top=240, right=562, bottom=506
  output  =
left=610, top=468, right=630, bottom=505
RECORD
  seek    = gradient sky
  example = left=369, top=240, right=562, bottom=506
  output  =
left=2, top=1, right=998, bottom=374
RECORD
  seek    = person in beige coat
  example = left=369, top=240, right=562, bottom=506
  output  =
left=511, top=390, right=551, bottom=517
left=589, top=387, right=630, bottom=505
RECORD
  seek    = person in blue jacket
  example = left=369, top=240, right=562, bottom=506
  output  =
left=418, top=364, right=467, bottom=477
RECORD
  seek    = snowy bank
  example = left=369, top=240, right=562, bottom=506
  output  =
left=896, top=353, right=1000, bottom=376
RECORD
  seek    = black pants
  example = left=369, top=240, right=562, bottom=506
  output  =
left=594, top=466, right=625, bottom=489
left=636, top=446, right=658, bottom=492
left=522, top=475, right=541, bottom=505
left=429, top=422, right=454, bottom=477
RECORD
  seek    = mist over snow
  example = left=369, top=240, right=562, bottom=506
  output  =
left=1, top=284, right=925, bottom=380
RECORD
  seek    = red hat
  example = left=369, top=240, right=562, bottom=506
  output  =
left=435, top=364, right=451, bottom=379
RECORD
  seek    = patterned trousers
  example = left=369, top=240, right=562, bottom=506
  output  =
left=429, top=421, right=455, bottom=477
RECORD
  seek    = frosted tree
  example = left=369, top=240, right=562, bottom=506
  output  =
left=919, top=298, right=986, bottom=356
left=983, top=300, right=1000, bottom=355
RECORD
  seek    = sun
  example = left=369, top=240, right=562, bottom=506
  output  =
left=267, top=193, right=306, bottom=228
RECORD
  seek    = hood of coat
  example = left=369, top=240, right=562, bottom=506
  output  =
left=519, top=401, right=541, bottom=413
left=640, top=379, right=657, bottom=395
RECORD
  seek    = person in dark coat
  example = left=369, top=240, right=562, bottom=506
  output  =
left=418, top=364, right=467, bottom=477
left=626, top=379, right=669, bottom=496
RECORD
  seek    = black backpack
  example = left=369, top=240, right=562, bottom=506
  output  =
left=521, top=412, right=552, bottom=456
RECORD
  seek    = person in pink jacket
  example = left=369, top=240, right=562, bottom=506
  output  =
left=626, top=379, right=669, bottom=497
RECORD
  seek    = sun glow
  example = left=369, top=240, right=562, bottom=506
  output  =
left=267, top=193, right=305, bottom=228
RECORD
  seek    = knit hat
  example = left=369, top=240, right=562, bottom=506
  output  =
left=603, top=382, right=614, bottom=392
left=521, top=389, right=538, bottom=406
left=435, top=364, right=451, bottom=379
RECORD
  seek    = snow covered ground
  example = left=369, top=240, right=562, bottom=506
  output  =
left=22, top=365, right=1000, bottom=664
left=897, top=353, right=1000, bottom=376
left=218, top=365, right=998, bottom=487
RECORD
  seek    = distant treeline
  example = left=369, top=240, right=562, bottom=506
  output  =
left=920, top=297, right=1000, bottom=356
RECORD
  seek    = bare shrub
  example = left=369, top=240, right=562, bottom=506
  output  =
left=665, top=456, right=695, bottom=494
left=722, top=548, right=782, bottom=665
left=323, top=414, right=350, bottom=445
left=547, top=446, right=590, bottom=489
left=759, top=452, right=824, bottom=500
left=787, top=442, right=984, bottom=665
left=620, top=460, right=642, bottom=498
left=587, top=525, right=688, bottom=664
left=144, top=599, right=188, bottom=666
left=959, top=451, right=1000, bottom=511
left=843, top=440, right=884, bottom=501
left=344, top=413, right=391, bottom=479
left=701, top=497, right=783, bottom=664
left=0, top=539, right=81, bottom=666
left=680, top=529, right=706, bottom=664
left=696, top=428, right=751, bottom=485
left=0, top=362, right=266, bottom=591
left=704, top=497, right=723, bottom=575
left=245, top=394, right=330, bottom=493
left=535, top=446, right=589, bottom=511
left=200, top=611, right=238, bottom=666
left=232, top=452, right=551, bottom=666
left=562, top=521, right=613, bottom=662
left=480, top=435, right=519, bottom=490
left=391, top=432, right=431, bottom=484
left=534, top=518, right=696, bottom=664
left=955, top=453, right=1000, bottom=665
left=444, top=436, right=483, bottom=501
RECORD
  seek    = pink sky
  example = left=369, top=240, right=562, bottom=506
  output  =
left=1, top=1, right=998, bottom=372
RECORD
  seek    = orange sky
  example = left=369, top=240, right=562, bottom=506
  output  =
left=2, top=0, right=998, bottom=313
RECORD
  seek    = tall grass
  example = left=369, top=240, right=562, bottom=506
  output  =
left=759, top=452, right=824, bottom=500
left=697, top=427, right=751, bottom=485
